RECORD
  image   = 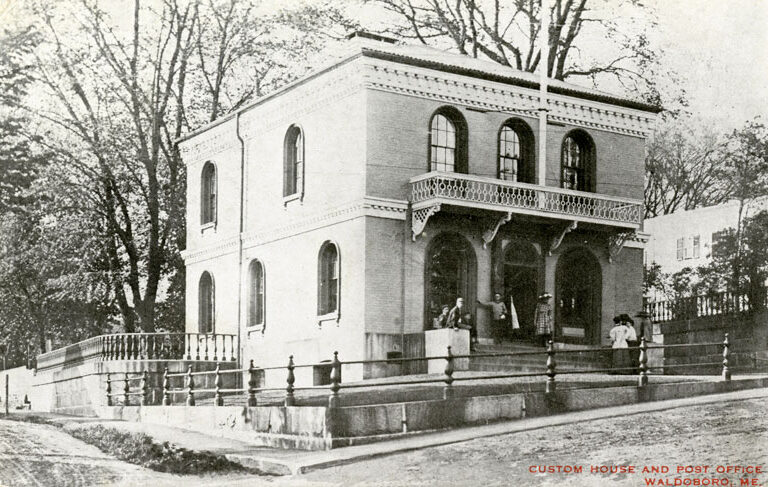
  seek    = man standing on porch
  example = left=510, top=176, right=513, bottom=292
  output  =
left=447, top=298, right=475, bottom=346
left=477, top=293, right=509, bottom=345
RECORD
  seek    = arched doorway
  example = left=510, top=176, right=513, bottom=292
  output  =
left=503, top=241, right=540, bottom=341
left=556, top=248, right=602, bottom=344
left=424, top=233, right=477, bottom=330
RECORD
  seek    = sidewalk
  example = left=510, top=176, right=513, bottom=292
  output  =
left=14, top=385, right=768, bottom=476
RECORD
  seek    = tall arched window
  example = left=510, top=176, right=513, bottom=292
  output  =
left=283, top=125, right=305, bottom=198
left=201, top=162, right=217, bottom=225
left=248, top=260, right=265, bottom=328
left=424, top=232, right=477, bottom=330
left=428, top=107, right=468, bottom=173
left=561, top=131, right=595, bottom=192
left=498, top=119, right=535, bottom=183
left=318, top=242, right=340, bottom=316
left=198, top=271, right=215, bottom=333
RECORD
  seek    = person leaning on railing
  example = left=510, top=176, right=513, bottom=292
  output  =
left=477, top=293, right=508, bottom=345
left=447, top=297, right=476, bottom=349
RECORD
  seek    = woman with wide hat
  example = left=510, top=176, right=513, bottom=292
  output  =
left=534, top=293, right=554, bottom=347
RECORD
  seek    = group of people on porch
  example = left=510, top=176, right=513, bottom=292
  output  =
left=433, top=292, right=654, bottom=373
left=432, top=292, right=556, bottom=350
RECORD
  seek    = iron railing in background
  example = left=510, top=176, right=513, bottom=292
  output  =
left=645, top=288, right=766, bottom=323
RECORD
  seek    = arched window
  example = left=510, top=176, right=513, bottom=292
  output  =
left=498, top=120, right=535, bottom=183
left=428, top=107, right=468, bottom=173
left=201, top=162, right=217, bottom=225
left=561, top=131, right=595, bottom=192
left=198, top=271, right=214, bottom=333
left=318, top=242, right=340, bottom=316
left=248, top=260, right=265, bottom=328
left=283, top=125, right=305, bottom=198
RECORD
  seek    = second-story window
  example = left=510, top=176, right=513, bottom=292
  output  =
left=283, top=125, right=304, bottom=199
left=318, top=241, right=340, bottom=316
left=428, top=107, right=467, bottom=173
left=498, top=120, right=534, bottom=183
left=561, top=131, right=594, bottom=192
left=201, top=162, right=217, bottom=225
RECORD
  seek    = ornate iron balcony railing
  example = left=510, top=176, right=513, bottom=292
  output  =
left=410, top=172, right=643, bottom=239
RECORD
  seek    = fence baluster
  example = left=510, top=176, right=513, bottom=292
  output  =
left=638, top=337, right=648, bottom=387
left=212, top=336, right=218, bottom=362
left=195, top=334, right=201, bottom=361
left=285, top=355, right=296, bottom=406
left=230, top=336, right=236, bottom=362
left=162, top=367, right=171, bottom=406
left=443, top=346, right=454, bottom=399
left=214, top=363, right=223, bottom=406
left=722, top=333, right=731, bottom=381
left=186, top=365, right=196, bottom=406
left=247, top=360, right=258, bottom=406
left=140, top=371, right=149, bottom=406
left=329, top=352, right=341, bottom=408
left=204, top=335, right=209, bottom=361
left=123, top=372, right=130, bottom=405
left=186, top=334, right=191, bottom=360
left=106, top=373, right=112, bottom=406
left=120, top=335, right=126, bottom=360
left=545, top=340, right=556, bottom=394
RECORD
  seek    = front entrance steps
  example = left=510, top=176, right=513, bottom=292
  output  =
left=470, top=342, right=611, bottom=373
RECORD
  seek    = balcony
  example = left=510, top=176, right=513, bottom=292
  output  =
left=410, top=172, right=643, bottom=244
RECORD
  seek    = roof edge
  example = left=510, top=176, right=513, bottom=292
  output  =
left=361, top=48, right=663, bottom=114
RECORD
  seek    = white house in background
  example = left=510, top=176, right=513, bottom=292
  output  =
left=644, top=197, right=768, bottom=276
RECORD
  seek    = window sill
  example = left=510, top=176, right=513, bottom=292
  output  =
left=317, top=311, right=340, bottom=326
left=283, top=193, right=303, bottom=207
left=246, top=324, right=264, bottom=335
left=200, top=221, right=217, bottom=234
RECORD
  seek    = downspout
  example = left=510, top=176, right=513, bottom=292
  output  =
left=236, top=112, right=246, bottom=368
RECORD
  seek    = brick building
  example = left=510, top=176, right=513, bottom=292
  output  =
left=178, top=33, right=660, bottom=383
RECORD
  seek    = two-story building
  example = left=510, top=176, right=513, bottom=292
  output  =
left=178, top=33, right=660, bottom=383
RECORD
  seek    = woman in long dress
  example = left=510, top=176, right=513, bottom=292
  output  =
left=609, top=316, right=632, bottom=374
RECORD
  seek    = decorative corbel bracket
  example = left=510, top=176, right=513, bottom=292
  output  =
left=482, top=212, right=513, bottom=249
left=548, top=221, right=578, bottom=256
left=608, top=231, right=635, bottom=263
left=411, top=204, right=441, bottom=241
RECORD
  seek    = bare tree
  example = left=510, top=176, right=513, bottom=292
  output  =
left=365, top=0, right=663, bottom=99
left=644, top=120, right=729, bottom=219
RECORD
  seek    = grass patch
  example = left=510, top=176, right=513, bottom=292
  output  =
left=68, top=424, right=250, bottom=474
left=3, top=414, right=262, bottom=475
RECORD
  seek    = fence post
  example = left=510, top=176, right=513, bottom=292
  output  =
left=443, top=346, right=454, bottom=400
left=162, top=367, right=171, bottom=406
left=328, top=351, right=341, bottom=409
left=186, top=365, right=196, bottom=406
left=123, top=372, right=130, bottom=405
left=638, top=337, right=648, bottom=388
left=247, top=360, right=258, bottom=407
left=214, top=363, right=223, bottom=406
left=140, top=370, right=149, bottom=406
left=722, top=333, right=731, bottom=381
left=105, top=373, right=112, bottom=406
left=545, top=340, right=556, bottom=394
left=285, top=355, right=296, bottom=406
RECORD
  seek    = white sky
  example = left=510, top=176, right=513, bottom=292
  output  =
left=1, top=0, right=766, bottom=130
left=650, top=0, right=768, bottom=129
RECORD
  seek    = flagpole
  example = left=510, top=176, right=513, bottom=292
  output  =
left=537, top=0, right=550, bottom=186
